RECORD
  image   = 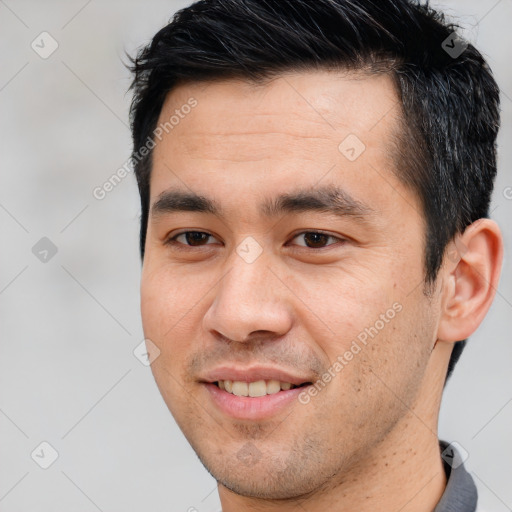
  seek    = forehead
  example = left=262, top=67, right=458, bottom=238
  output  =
left=158, top=70, right=398, bottom=148
left=150, top=70, right=407, bottom=213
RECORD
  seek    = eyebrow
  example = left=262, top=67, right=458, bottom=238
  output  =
left=151, top=185, right=375, bottom=221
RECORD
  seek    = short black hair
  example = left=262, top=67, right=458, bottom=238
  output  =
left=128, top=0, right=500, bottom=381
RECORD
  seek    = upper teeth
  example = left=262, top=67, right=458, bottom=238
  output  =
left=218, top=379, right=295, bottom=397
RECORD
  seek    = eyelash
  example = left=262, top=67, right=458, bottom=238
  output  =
left=165, top=230, right=345, bottom=250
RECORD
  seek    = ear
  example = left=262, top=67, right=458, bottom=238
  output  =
left=437, top=218, right=503, bottom=342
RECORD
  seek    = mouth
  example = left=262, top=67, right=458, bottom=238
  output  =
left=203, top=379, right=314, bottom=420
left=214, top=379, right=312, bottom=397
left=199, top=366, right=316, bottom=419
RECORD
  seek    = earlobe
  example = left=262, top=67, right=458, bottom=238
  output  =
left=437, top=219, right=503, bottom=343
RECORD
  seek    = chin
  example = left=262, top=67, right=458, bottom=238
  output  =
left=199, top=450, right=325, bottom=500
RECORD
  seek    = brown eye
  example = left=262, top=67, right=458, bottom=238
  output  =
left=292, top=231, right=342, bottom=249
left=170, top=231, right=216, bottom=246
left=303, top=232, right=330, bottom=248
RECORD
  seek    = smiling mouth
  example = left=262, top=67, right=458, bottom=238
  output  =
left=214, top=379, right=312, bottom=397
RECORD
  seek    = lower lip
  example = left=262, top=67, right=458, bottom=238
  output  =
left=203, top=383, right=307, bottom=420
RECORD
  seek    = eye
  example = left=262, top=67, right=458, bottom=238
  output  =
left=165, top=230, right=344, bottom=250
left=166, top=231, right=219, bottom=247
left=290, top=231, right=344, bottom=249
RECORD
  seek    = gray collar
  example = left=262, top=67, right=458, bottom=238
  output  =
left=434, top=440, right=478, bottom=512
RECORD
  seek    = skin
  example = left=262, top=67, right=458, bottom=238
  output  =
left=140, top=70, right=503, bottom=511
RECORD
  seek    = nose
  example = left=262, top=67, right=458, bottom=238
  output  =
left=202, top=249, right=293, bottom=344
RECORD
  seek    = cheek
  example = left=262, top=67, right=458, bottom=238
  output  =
left=294, top=264, right=432, bottom=399
left=141, top=261, right=198, bottom=336
left=356, top=297, right=435, bottom=401
left=140, top=268, right=198, bottom=418
left=140, top=262, right=219, bottom=383
left=283, top=266, right=401, bottom=353
left=140, top=268, right=193, bottom=390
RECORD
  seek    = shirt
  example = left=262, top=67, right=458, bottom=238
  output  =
left=434, top=440, right=479, bottom=512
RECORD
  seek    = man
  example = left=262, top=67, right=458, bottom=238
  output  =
left=128, top=0, right=503, bottom=510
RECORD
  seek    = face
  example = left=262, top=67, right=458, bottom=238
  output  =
left=141, top=71, right=441, bottom=499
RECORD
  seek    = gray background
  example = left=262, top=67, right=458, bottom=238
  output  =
left=0, top=1, right=510, bottom=511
